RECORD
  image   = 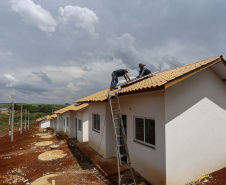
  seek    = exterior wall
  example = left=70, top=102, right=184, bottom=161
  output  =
left=53, top=118, right=57, bottom=129
left=55, top=109, right=89, bottom=140
left=82, top=109, right=89, bottom=142
left=165, top=68, right=226, bottom=185
left=118, top=92, right=166, bottom=185
left=88, top=92, right=166, bottom=185
left=76, top=111, right=83, bottom=141
left=57, top=114, right=64, bottom=132
left=88, top=103, right=108, bottom=158
left=40, top=119, right=50, bottom=128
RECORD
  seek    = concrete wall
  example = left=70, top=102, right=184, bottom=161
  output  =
left=165, top=68, right=226, bottom=185
left=57, top=114, right=64, bottom=132
left=88, top=103, right=108, bottom=158
left=40, top=119, right=50, bottom=128
left=118, top=92, right=166, bottom=185
left=76, top=111, right=83, bottom=141
left=56, top=109, right=89, bottom=140
left=82, top=109, right=89, bottom=142
left=88, top=92, right=166, bottom=185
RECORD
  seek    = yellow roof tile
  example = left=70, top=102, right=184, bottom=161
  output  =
left=36, top=115, right=51, bottom=122
left=54, top=103, right=88, bottom=114
left=75, top=56, right=224, bottom=103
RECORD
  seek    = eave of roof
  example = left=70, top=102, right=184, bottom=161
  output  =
left=54, top=103, right=88, bottom=114
left=75, top=55, right=225, bottom=103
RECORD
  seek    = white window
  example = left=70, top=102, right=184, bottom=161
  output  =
left=134, top=117, right=155, bottom=147
left=92, top=113, right=100, bottom=132
left=78, top=119, right=82, bottom=131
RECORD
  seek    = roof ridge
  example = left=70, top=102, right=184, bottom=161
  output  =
left=155, top=55, right=221, bottom=75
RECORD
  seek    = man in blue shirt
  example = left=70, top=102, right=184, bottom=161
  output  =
left=138, top=63, right=151, bottom=77
left=110, top=69, right=129, bottom=90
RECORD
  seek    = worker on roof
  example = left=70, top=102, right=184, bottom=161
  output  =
left=138, top=63, right=151, bottom=78
left=110, top=69, right=129, bottom=90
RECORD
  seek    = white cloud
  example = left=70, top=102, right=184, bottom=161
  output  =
left=10, top=0, right=57, bottom=33
left=58, top=5, right=99, bottom=36
left=3, top=74, right=19, bottom=87
left=67, top=82, right=74, bottom=88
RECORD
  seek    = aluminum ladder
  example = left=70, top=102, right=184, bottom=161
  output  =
left=108, top=91, right=136, bottom=185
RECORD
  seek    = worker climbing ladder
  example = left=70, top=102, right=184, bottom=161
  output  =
left=108, top=91, right=136, bottom=185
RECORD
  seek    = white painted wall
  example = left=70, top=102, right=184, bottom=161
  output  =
left=82, top=109, right=89, bottom=142
left=76, top=111, right=83, bottom=141
left=165, top=68, right=226, bottom=185
left=118, top=92, right=166, bottom=185
left=88, top=92, right=166, bottom=185
left=88, top=103, right=108, bottom=158
left=53, top=118, right=57, bottom=129
left=40, top=119, right=50, bottom=128
left=57, top=114, right=64, bottom=132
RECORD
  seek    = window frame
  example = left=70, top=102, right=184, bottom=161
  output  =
left=78, top=119, right=82, bottom=131
left=134, top=116, right=155, bottom=148
left=92, top=113, right=100, bottom=133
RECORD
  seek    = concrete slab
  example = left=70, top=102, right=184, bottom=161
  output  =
left=36, top=133, right=50, bottom=136
left=38, top=150, right=67, bottom=161
left=76, top=142, right=130, bottom=177
left=40, top=135, right=54, bottom=139
left=35, top=141, right=53, bottom=147
left=31, top=174, right=59, bottom=185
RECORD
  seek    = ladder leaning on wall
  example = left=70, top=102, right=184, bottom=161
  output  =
left=108, top=91, right=136, bottom=185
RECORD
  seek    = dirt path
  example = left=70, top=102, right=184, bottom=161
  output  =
left=0, top=127, right=110, bottom=185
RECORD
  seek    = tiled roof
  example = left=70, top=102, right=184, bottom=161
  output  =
left=36, top=115, right=51, bottom=122
left=75, top=55, right=225, bottom=103
left=49, top=114, right=57, bottom=120
left=54, top=103, right=88, bottom=114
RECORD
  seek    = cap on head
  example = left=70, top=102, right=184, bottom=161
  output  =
left=126, top=68, right=129, bottom=73
left=139, top=63, right=145, bottom=67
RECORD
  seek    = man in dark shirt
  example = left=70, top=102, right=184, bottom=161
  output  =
left=110, top=69, right=129, bottom=90
left=138, top=63, right=151, bottom=77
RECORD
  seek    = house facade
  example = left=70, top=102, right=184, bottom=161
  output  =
left=75, top=56, right=226, bottom=185
left=36, top=115, right=51, bottom=128
left=50, top=114, right=57, bottom=130
left=54, top=104, right=89, bottom=142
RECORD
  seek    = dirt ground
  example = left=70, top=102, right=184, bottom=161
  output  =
left=0, top=126, right=110, bottom=185
left=0, top=126, right=225, bottom=185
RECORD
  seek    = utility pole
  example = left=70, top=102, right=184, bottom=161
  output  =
left=11, top=96, right=14, bottom=142
left=28, top=110, right=29, bottom=130
left=20, top=104, right=22, bottom=134
left=9, top=110, right=11, bottom=125
left=25, top=109, right=27, bottom=131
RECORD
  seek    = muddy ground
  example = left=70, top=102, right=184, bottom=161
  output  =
left=0, top=126, right=225, bottom=185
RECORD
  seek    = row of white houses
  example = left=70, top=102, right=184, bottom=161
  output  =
left=37, top=55, right=226, bottom=185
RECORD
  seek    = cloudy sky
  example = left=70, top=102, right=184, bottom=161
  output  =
left=1, top=0, right=225, bottom=104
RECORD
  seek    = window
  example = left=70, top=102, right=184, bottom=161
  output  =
left=92, top=113, right=100, bottom=132
left=66, top=117, right=69, bottom=127
left=78, top=119, right=82, bottom=131
left=135, top=117, right=155, bottom=146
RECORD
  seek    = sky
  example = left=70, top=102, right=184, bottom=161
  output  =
left=1, top=0, right=226, bottom=104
